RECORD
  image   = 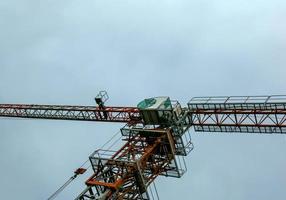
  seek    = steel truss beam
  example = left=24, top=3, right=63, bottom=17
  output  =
left=0, top=104, right=141, bottom=123
left=2, top=95, right=286, bottom=199
left=188, top=95, right=286, bottom=133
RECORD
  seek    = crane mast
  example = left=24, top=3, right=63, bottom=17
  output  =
left=1, top=93, right=286, bottom=199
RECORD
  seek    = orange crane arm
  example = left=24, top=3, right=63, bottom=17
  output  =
left=2, top=96, right=286, bottom=134
left=0, top=104, right=141, bottom=123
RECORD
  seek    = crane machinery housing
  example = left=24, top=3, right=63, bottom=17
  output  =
left=1, top=91, right=286, bottom=199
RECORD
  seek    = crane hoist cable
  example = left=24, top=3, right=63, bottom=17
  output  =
left=47, top=168, right=87, bottom=200
left=46, top=130, right=122, bottom=200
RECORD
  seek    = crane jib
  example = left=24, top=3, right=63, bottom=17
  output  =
left=2, top=98, right=286, bottom=134
left=0, top=104, right=141, bottom=123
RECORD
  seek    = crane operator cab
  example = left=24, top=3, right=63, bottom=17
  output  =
left=137, top=97, right=182, bottom=125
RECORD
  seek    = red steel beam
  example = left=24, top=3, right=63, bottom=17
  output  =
left=0, top=104, right=141, bottom=123
left=190, top=108, right=286, bottom=133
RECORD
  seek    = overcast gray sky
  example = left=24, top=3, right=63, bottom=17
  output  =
left=1, top=0, right=286, bottom=199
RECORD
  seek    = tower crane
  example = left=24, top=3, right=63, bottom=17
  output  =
left=1, top=91, right=286, bottom=200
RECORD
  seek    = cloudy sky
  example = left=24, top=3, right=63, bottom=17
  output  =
left=0, top=0, right=286, bottom=199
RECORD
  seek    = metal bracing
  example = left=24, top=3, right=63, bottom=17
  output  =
left=189, top=95, right=286, bottom=109
left=2, top=95, right=286, bottom=134
left=189, top=109, right=286, bottom=133
left=0, top=104, right=141, bottom=123
left=2, top=95, right=286, bottom=199
left=188, top=95, right=286, bottom=133
left=76, top=127, right=188, bottom=200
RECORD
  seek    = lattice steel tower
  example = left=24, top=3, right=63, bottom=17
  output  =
left=1, top=92, right=286, bottom=199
